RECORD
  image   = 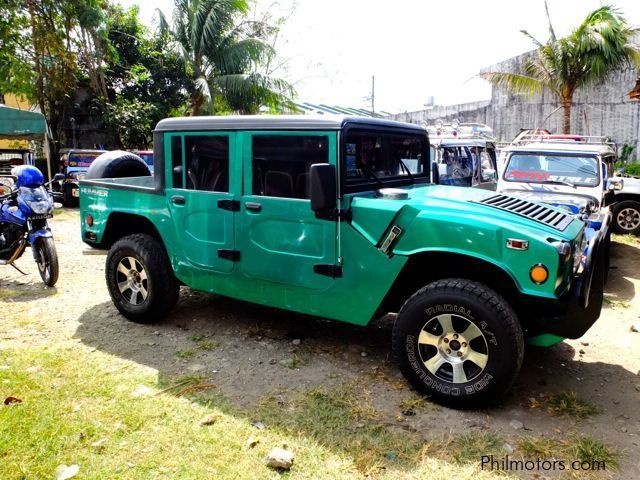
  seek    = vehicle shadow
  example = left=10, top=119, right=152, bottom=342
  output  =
left=75, top=290, right=640, bottom=449
left=0, top=278, right=57, bottom=302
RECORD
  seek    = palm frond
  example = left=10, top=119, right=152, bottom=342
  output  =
left=212, top=37, right=273, bottom=73
left=520, top=30, right=544, bottom=48
left=480, top=71, right=544, bottom=95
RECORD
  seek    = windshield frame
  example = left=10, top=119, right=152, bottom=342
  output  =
left=502, top=151, right=601, bottom=188
left=341, top=125, right=431, bottom=195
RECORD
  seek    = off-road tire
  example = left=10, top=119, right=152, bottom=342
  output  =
left=85, top=151, right=150, bottom=180
left=612, top=200, right=640, bottom=236
left=34, top=236, right=59, bottom=287
left=392, top=278, right=524, bottom=409
left=106, top=234, right=179, bottom=323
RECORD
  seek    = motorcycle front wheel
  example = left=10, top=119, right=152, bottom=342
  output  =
left=33, top=237, right=59, bottom=287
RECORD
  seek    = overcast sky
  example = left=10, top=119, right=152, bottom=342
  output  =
left=119, top=0, right=640, bottom=113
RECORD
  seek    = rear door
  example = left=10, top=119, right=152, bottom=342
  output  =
left=237, top=131, right=337, bottom=290
left=165, top=132, right=237, bottom=273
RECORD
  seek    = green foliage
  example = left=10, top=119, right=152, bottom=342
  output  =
left=0, top=0, right=34, bottom=100
left=158, top=0, right=295, bottom=115
left=623, top=163, right=640, bottom=176
left=101, top=4, right=191, bottom=148
left=481, top=3, right=640, bottom=133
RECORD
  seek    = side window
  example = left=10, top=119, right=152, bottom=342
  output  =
left=252, top=135, right=328, bottom=199
left=170, top=136, right=183, bottom=188
left=183, top=135, right=229, bottom=192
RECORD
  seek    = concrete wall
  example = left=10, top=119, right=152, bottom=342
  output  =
left=388, top=50, right=640, bottom=160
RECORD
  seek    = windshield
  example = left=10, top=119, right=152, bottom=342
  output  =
left=504, top=153, right=599, bottom=187
left=344, top=130, right=428, bottom=191
left=437, top=145, right=496, bottom=186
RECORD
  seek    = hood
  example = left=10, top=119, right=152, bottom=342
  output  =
left=349, top=184, right=584, bottom=245
left=500, top=189, right=597, bottom=214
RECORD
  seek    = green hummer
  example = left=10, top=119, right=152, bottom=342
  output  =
left=79, top=116, right=605, bottom=408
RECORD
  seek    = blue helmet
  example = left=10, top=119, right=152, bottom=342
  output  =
left=12, top=165, right=45, bottom=188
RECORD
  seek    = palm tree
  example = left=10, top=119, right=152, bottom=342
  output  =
left=158, top=0, right=294, bottom=115
left=481, top=3, right=640, bottom=133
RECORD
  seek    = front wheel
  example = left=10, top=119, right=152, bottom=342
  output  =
left=33, top=237, right=59, bottom=287
left=612, top=200, right=640, bottom=235
left=392, top=278, right=524, bottom=409
left=106, top=234, right=180, bottom=323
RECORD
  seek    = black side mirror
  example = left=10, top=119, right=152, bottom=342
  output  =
left=309, top=163, right=337, bottom=212
left=431, top=161, right=440, bottom=185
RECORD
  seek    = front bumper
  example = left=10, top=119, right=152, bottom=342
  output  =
left=521, top=229, right=605, bottom=339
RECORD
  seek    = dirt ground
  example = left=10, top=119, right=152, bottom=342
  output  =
left=2, top=209, right=640, bottom=477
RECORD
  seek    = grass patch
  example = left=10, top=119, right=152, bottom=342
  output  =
left=531, top=391, right=599, bottom=419
left=398, top=394, right=429, bottom=416
left=281, top=353, right=305, bottom=369
left=570, top=435, right=619, bottom=469
left=0, top=345, right=511, bottom=479
left=612, top=233, right=639, bottom=247
left=449, top=432, right=504, bottom=465
left=196, top=340, right=219, bottom=351
left=517, top=434, right=619, bottom=476
left=518, top=436, right=559, bottom=458
left=256, top=382, right=419, bottom=474
left=603, top=296, right=631, bottom=309
left=174, top=349, right=194, bottom=360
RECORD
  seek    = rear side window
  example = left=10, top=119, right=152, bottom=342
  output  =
left=170, top=135, right=230, bottom=192
left=252, top=135, right=329, bottom=199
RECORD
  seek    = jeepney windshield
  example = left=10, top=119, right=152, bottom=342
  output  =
left=503, top=153, right=599, bottom=187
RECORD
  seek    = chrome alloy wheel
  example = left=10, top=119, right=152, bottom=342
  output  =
left=116, top=256, right=148, bottom=305
left=417, top=313, right=489, bottom=384
left=617, top=207, right=640, bottom=231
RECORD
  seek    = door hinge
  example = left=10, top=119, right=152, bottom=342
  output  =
left=218, top=249, right=240, bottom=261
left=218, top=199, right=240, bottom=211
left=313, top=264, right=342, bottom=278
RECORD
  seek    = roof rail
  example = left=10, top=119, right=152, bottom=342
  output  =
left=510, top=132, right=616, bottom=150
left=425, top=122, right=496, bottom=141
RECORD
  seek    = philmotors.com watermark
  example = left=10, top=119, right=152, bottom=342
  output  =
left=481, top=455, right=607, bottom=472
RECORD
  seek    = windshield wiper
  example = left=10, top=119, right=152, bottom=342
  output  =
left=398, top=159, right=414, bottom=184
left=361, top=163, right=384, bottom=189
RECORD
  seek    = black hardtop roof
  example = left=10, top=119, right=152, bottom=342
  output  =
left=154, top=114, right=425, bottom=133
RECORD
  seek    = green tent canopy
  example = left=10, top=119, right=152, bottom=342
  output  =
left=0, top=104, right=47, bottom=140
left=0, top=104, right=52, bottom=179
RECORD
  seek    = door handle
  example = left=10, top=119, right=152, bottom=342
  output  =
left=171, top=195, right=186, bottom=205
left=245, top=202, right=262, bottom=212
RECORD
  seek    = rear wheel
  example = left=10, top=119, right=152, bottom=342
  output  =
left=106, top=234, right=179, bottom=323
left=33, top=237, right=59, bottom=287
left=392, top=278, right=524, bottom=408
left=612, top=200, right=640, bottom=235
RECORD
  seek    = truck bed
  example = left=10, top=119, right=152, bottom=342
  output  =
left=81, top=175, right=156, bottom=191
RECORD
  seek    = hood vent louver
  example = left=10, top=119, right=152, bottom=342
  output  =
left=473, top=194, right=574, bottom=231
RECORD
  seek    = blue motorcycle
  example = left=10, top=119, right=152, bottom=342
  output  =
left=0, top=166, right=64, bottom=286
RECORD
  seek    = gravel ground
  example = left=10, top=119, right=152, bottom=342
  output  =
left=2, top=209, right=640, bottom=477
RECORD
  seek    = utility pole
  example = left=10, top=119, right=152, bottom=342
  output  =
left=371, top=75, right=375, bottom=115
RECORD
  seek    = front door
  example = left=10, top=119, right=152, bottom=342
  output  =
left=237, top=131, right=337, bottom=290
left=166, top=132, right=236, bottom=273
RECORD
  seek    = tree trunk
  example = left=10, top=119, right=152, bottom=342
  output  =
left=561, top=95, right=573, bottom=134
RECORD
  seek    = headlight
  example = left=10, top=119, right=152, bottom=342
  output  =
left=28, top=200, right=52, bottom=214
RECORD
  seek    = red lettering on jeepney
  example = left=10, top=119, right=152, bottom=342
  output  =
left=507, top=170, right=550, bottom=181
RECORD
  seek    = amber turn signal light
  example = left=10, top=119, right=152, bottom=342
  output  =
left=530, top=264, right=548, bottom=284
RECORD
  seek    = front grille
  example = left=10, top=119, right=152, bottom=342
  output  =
left=30, top=214, right=52, bottom=220
left=473, top=194, right=574, bottom=231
